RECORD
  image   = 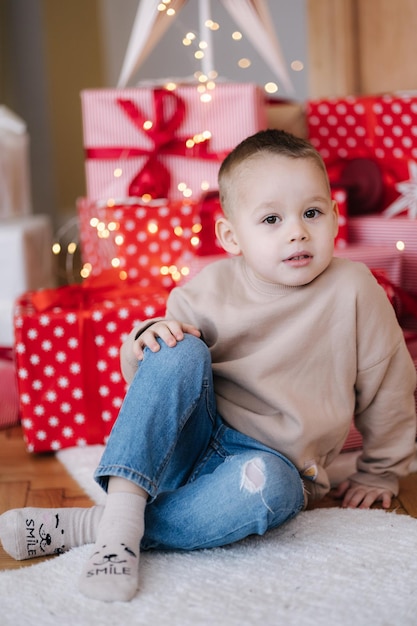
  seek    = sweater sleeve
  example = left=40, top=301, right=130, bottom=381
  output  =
left=119, top=274, right=208, bottom=385
left=350, top=270, right=417, bottom=495
left=352, top=338, right=416, bottom=495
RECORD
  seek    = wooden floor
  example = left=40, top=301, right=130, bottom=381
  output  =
left=1, top=424, right=417, bottom=571
left=0, top=425, right=93, bottom=570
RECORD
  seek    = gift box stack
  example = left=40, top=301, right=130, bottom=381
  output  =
left=14, top=272, right=167, bottom=451
left=306, top=92, right=417, bottom=449
left=14, top=81, right=268, bottom=452
left=306, top=93, right=417, bottom=328
left=0, top=106, right=55, bottom=431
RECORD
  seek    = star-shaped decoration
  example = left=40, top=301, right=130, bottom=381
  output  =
left=383, top=160, right=417, bottom=219
left=118, top=0, right=293, bottom=94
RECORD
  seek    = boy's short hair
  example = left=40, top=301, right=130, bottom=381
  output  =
left=218, top=128, right=329, bottom=216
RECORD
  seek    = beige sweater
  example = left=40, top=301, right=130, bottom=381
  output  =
left=121, top=256, right=417, bottom=502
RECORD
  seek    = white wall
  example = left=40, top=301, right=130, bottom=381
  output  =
left=99, top=0, right=308, bottom=101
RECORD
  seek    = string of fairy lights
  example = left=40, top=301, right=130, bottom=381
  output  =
left=52, top=0, right=306, bottom=283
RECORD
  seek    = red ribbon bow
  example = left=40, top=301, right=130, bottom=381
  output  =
left=86, top=89, right=228, bottom=199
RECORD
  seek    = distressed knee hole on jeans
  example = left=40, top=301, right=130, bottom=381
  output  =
left=240, top=457, right=266, bottom=493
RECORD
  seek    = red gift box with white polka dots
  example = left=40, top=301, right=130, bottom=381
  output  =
left=77, top=197, right=202, bottom=290
left=307, top=93, right=417, bottom=215
left=14, top=278, right=168, bottom=452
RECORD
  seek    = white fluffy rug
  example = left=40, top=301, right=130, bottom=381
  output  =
left=1, top=447, right=417, bottom=626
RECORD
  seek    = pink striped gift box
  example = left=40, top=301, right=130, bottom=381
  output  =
left=80, top=84, right=266, bottom=202
left=0, top=348, right=20, bottom=429
left=348, top=217, right=417, bottom=290
left=334, top=243, right=403, bottom=286
left=348, top=216, right=417, bottom=329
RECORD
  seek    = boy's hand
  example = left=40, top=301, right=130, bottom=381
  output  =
left=331, top=479, right=393, bottom=509
left=133, top=320, right=201, bottom=360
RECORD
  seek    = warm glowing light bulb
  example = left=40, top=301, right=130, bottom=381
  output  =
left=238, top=58, right=251, bottom=69
left=111, top=257, right=121, bottom=268
left=52, top=243, right=61, bottom=255
left=396, top=240, right=405, bottom=251
left=147, top=221, right=159, bottom=234
left=265, top=82, right=279, bottom=94
left=67, top=242, right=77, bottom=254
left=232, top=31, right=242, bottom=40
left=113, top=168, right=123, bottom=178
left=291, top=60, right=304, bottom=72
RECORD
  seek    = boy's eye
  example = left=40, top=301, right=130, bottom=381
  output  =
left=263, top=215, right=279, bottom=224
left=304, top=208, right=321, bottom=219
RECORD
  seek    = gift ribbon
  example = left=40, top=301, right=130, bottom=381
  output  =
left=316, top=95, right=411, bottom=215
left=0, top=347, right=14, bottom=362
left=371, top=269, right=417, bottom=319
left=30, top=271, right=168, bottom=442
left=31, top=269, right=154, bottom=312
left=86, top=89, right=229, bottom=199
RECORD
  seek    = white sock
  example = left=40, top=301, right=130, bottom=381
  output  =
left=0, top=506, right=103, bottom=560
left=79, top=492, right=146, bottom=603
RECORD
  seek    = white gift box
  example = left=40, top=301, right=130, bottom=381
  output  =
left=0, top=106, right=32, bottom=218
left=0, top=215, right=55, bottom=346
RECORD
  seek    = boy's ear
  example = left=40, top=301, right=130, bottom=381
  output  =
left=215, top=217, right=241, bottom=256
left=332, top=199, right=340, bottom=239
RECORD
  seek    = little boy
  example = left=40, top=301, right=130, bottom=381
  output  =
left=1, top=129, right=416, bottom=603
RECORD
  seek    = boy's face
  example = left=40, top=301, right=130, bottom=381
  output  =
left=216, top=154, right=339, bottom=287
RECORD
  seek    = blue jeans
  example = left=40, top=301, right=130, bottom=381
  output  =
left=94, top=334, right=305, bottom=551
